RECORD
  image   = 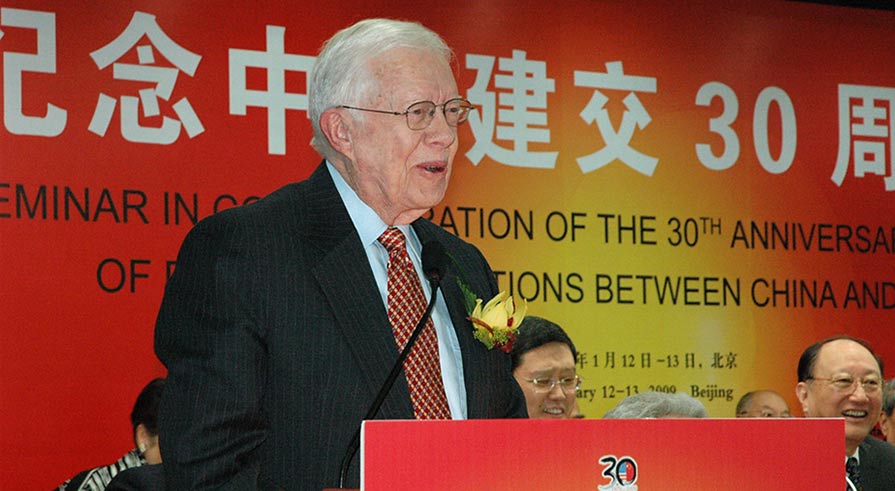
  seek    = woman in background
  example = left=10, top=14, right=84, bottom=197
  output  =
left=56, top=378, right=165, bottom=491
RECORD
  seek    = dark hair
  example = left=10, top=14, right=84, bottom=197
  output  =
left=131, top=378, right=166, bottom=436
left=510, top=316, right=577, bottom=370
left=796, top=335, right=883, bottom=382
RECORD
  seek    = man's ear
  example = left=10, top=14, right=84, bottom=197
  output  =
left=135, top=423, right=150, bottom=451
left=795, top=382, right=810, bottom=415
left=320, top=108, right=353, bottom=159
left=879, top=412, right=891, bottom=438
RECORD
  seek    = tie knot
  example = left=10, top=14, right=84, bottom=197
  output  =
left=378, top=227, right=406, bottom=253
left=847, top=457, right=858, bottom=472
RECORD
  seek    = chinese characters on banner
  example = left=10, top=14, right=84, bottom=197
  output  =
left=3, top=7, right=891, bottom=187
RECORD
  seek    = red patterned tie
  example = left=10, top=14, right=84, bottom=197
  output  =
left=378, top=227, right=452, bottom=419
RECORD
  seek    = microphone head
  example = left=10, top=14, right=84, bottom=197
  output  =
left=422, top=240, right=448, bottom=283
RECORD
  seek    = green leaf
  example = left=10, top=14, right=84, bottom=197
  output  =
left=445, top=251, right=480, bottom=314
left=457, top=277, right=478, bottom=314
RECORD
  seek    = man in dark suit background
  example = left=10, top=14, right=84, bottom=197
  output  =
left=795, top=335, right=895, bottom=491
left=154, top=18, right=527, bottom=490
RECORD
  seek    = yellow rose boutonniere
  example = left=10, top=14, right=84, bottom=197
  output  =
left=448, top=254, right=528, bottom=352
left=467, top=291, right=527, bottom=352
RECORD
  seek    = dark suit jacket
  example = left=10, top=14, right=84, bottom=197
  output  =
left=858, top=435, right=895, bottom=491
left=106, top=464, right=164, bottom=491
left=155, top=162, right=527, bottom=490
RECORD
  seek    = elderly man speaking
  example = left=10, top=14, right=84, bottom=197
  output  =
left=155, top=18, right=527, bottom=490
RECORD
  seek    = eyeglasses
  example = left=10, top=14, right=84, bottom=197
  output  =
left=524, top=375, right=582, bottom=394
left=807, top=375, right=882, bottom=394
left=338, top=97, right=475, bottom=130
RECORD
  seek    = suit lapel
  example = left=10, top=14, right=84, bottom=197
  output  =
left=859, top=438, right=877, bottom=474
left=306, top=163, right=413, bottom=418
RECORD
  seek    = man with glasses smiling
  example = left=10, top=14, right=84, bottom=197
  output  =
left=155, top=18, right=526, bottom=490
left=795, top=335, right=895, bottom=491
left=510, top=316, right=582, bottom=418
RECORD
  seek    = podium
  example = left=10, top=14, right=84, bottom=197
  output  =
left=358, top=418, right=843, bottom=490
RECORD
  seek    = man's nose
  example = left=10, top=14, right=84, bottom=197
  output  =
left=423, top=108, right=457, bottom=147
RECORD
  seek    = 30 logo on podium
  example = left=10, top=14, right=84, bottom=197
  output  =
left=598, top=455, right=638, bottom=490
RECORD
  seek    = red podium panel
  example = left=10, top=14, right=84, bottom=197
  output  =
left=361, top=418, right=843, bottom=490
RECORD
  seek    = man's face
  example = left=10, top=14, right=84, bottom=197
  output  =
left=738, top=391, right=792, bottom=418
left=513, top=342, right=578, bottom=418
left=341, top=47, right=459, bottom=225
left=796, top=339, right=882, bottom=451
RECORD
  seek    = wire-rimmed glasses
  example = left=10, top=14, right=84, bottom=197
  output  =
left=524, top=375, right=582, bottom=394
left=338, top=97, right=475, bottom=130
left=807, top=375, right=882, bottom=394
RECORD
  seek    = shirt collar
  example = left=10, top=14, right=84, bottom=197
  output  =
left=326, top=161, right=417, bottom=252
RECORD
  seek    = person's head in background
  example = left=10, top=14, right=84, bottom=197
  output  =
left=735, top=389, right=792, bottom=418
left=880, top=379, right=895, bottom=445
left=603, top=391, right=708, bottom=419
left=795, top=335, right=883, bottom=456
left=510, top=316, right=580, bottom=418
left=132, top=378, right=165, bottom=465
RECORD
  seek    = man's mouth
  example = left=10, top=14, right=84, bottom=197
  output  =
left=420, top=162, right=446, bottom=173
left=842, top=410, right=868, bottom=419
left=543, top=407, right=565, bottom=416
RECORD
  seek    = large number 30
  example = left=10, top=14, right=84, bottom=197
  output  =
left=695, top=82, right=797, bottom=174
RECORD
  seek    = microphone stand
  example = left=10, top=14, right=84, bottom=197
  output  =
left=337, top=265, right=443, bottom=488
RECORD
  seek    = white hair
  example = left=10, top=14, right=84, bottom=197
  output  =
left=603, top=391, right=709, bottom=419
left=308, top=18, right=453, bottom=160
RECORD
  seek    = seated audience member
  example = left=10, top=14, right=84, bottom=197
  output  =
left=56, top=378, right=165, bottom=491
left=880, top=379, right=895, bottom=446
left=510, top=316, right=582, bottom=418
left=603, top=391, right=708, bottom=419
left=795, top=335, right=895, bottom=490
left=735, top=389, right=792, bottom=418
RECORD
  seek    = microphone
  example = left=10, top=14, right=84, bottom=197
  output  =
left=422, top=240, right=448, bottom=283
left=337, top=240, right=448, bottom=488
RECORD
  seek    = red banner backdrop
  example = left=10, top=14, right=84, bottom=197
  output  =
left=2, top=1, right=893, bottom=487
